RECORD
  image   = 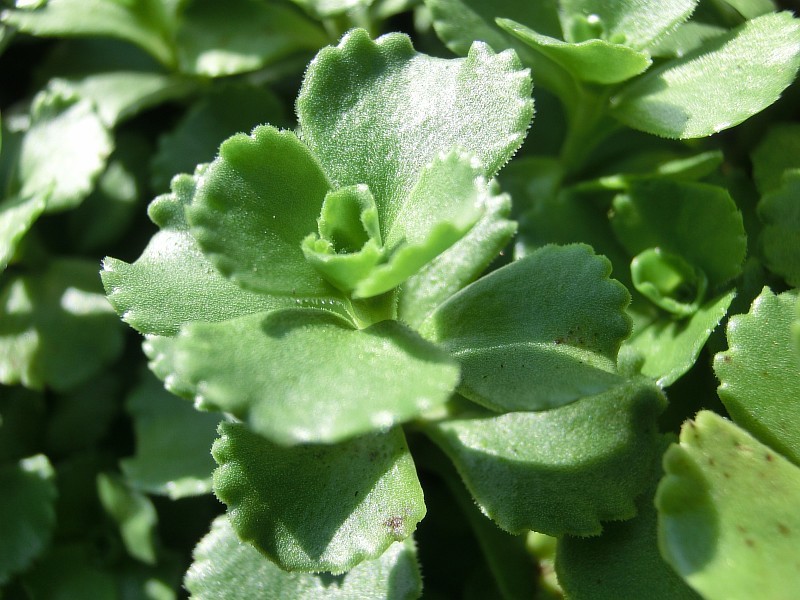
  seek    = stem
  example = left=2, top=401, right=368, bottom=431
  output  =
left=559, top=87, right=620, bottom=178
left=346, top=289, right=397, bottom=328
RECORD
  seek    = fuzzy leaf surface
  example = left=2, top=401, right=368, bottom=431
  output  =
left=154, top=309, right=459, bottom=444
left=19, top=89, right=112, bottom=212
left=424, top=379, right=665, bottom=536
left=296, top=28, right=533, bottom=232
left=0, top=455, right=57, bottom=585
left=102, top=172, right=296, bottom=337
left=175, top=0, right=327, bottom=77
left=421, top=244, right=631, bottom=412
left=714, top=288, right=800, bottom=465
left=121, top=371, right=220, bottom=499
left=212, top=422, right=425, bottom=573
left=187, top=126, right=337, bottom=298
left=610, top=179, right=746, bottom=288
left=611, top=12, right=800, bottom=138
left=0, top=194, right=46, bottom=271
left=185, top=516, right=421, bottom=600
left=625, top=290, right=735, bottom=387
left=657, top=412, right=800, bottom=599
left=0, top=259, right=124, bottom=391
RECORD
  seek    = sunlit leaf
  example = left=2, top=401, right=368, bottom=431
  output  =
left=0, top=193, right=46, bottom=272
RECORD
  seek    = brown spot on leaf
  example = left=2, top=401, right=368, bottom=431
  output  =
left=745, top=539, right=755, bottom=548
left=384, top=516, right=405, bottom=535
left=779, top=523, right=790, bottom=536
left=766, top=453, right=774, bottom=462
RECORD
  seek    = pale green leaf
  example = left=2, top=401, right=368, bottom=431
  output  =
left=102, top=171, right=297, bottom=338
left=630, top=248, right=708, bottom=317
left=714, top=287, right=800, bottom=465
left=397, top=189, right=516, bottom=329
left=558, top=0, right=698, bottom=48
left=19, top=88, right=112, bottom=212
left=121, top=371, right=220, bottom=499
left=720, top=0, right=776, bottom=19
left=757, top=171, right=800, bottom=286
left=97, top=472, right=159, bottom=565
left=750, top=123, right=800, bottom=194
left=497, top=18, right=651, bottom=84
left=187, top=125, right=337, bottom=298
left=297, top=29, right=533, bottom=227
left=151, top=85, right=286, bottom=191
left=175, top=0, right=327, bottom=77
left=153, top=309, right=459, bottom=444
left=185, top=516, right=422, bottom=600
left=556, top=437, right=701, bottom=600
left=610, top=179, right=746, bottom=288
left=212, top=422, right=426, bottom=573
left=0, top=259, right=124, bottom=391
left=424, top=379, right=665, bottom=536
left=0, top=194, right=46, bottom=272
left=1, top=0, right=177, bottom=67
left=647, top=21, right=727, bottom=58
left=611, top=12, right=800, bottom=138
left=624, top=290, right=734, bottom=387
left=657, top=411, right=800, bottom=599
left=420, top=244, right=631, bottom=412
left=0, top=455, right=56, bottom=585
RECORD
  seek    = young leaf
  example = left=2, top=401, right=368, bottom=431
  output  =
left=556, top=437, right=701, bottom=600
left=757, top=171, right=800, bottom=287
left=657, top=411, right=800, bottom=599
left=0, top=455, right=57, bottom=585
left=714, top=287, right=800, bottom=465
left=624, top=290, right=735, bottom=387
left=102, top=171, right=297, bottom=338
left=185, top=516, right=422, bottom=600
left=121, top=371, right=220, bottom=499
left=153, top=309, right=459, bottom=445
left=611, top=12, right=800, bottom=138
left=97, top=472, right=159, bottom=565
left=610, top=179, right=746, bottom=289
left=19, top=88, right=112, bottom=212
left=0, top=193, right=46, bottom=272
left=497, top=18, right=651, bottom=84
left=186, top=125, right=338, bottom=298
left=296, top=28, right=533, bottom=226
left=212, top=422, right=426, bottom=573
left=175, top=0, right=327, bottom=77
left=420, top=244, right=631, bottom=412
left=424, top=379, right=665, bottom=536
left=0, top=259, right=124, bottom=391
left=558, top=0, right=698, bottom=49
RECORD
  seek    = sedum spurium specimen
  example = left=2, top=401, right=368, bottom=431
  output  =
left=103, top=28, right=667, bottom=594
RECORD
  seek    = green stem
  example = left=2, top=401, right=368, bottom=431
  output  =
left=347, top=289, right=397, bottom=328
left=559, top=87, right=619, bottom=177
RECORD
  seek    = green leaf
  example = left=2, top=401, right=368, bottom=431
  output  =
left=185, top=516, right=422, bottom=600
left=656, top=411, right=800, bottom=599
left=757, top=170, right=800, bottom=287
left=424, top=379, right=666, bottom=536
left=714, top=287, right=800, bottom=465
left=624, top=290, right=735, bottom=387
left=152, top=309, right=459, bottom=444
left=102, top=171, right=296, bottom=337
left=646, top=21, right=727, bottom=59
left=187, top=125, right=337, bottom=298
left=558, top=0, right=698, bottom=48
left=420, top=244, right=631, bottom=412
left=22, top=543, right=117, bottom=600
left=397, top=188, right=516, bottom=329
left=352, top=150, right=494, bottom=298
left=175, top=0, right=327, bottom=77
left=151, top=85, right=287, bottom=191
left=121, top=370, right=220, bottom=499
left=630, top=248, right=708, bottom=317
left=0, top=455, right=57, bottom=585
left=1, top=0, right=177, bottom=67
left=611, top=12, right=800, bottom=138
left=296, top=29, right=533, bottom=223
left=19, top=88, right=112, bottom=212
left=556, top=437, right=701, bottom=600
left=97, top=472, right=159, bottom=565
left=289, top=0, right=371, bottom=18
left=750, top=123, right=800, bottom=195
left=0, top=385, right=44, bottom=463
left=497, top=19, right=651, bottom=84
left=610, top=179, right=746, bottom=289
left=212, top=422, right=426, bottom=573
left=0, top=259, right=124, bottom=391
left=0, top=194, right=46, bottom=272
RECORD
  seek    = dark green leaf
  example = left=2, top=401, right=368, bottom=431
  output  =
left=757, top=171, right=800, bottom=287
left=212, top=422, right=426, bottom=573
left=420, top=244, right=630, bottom=412
left=750, top=123, right=800, bottom=195
left=97, top=472, right=159, bottom=565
